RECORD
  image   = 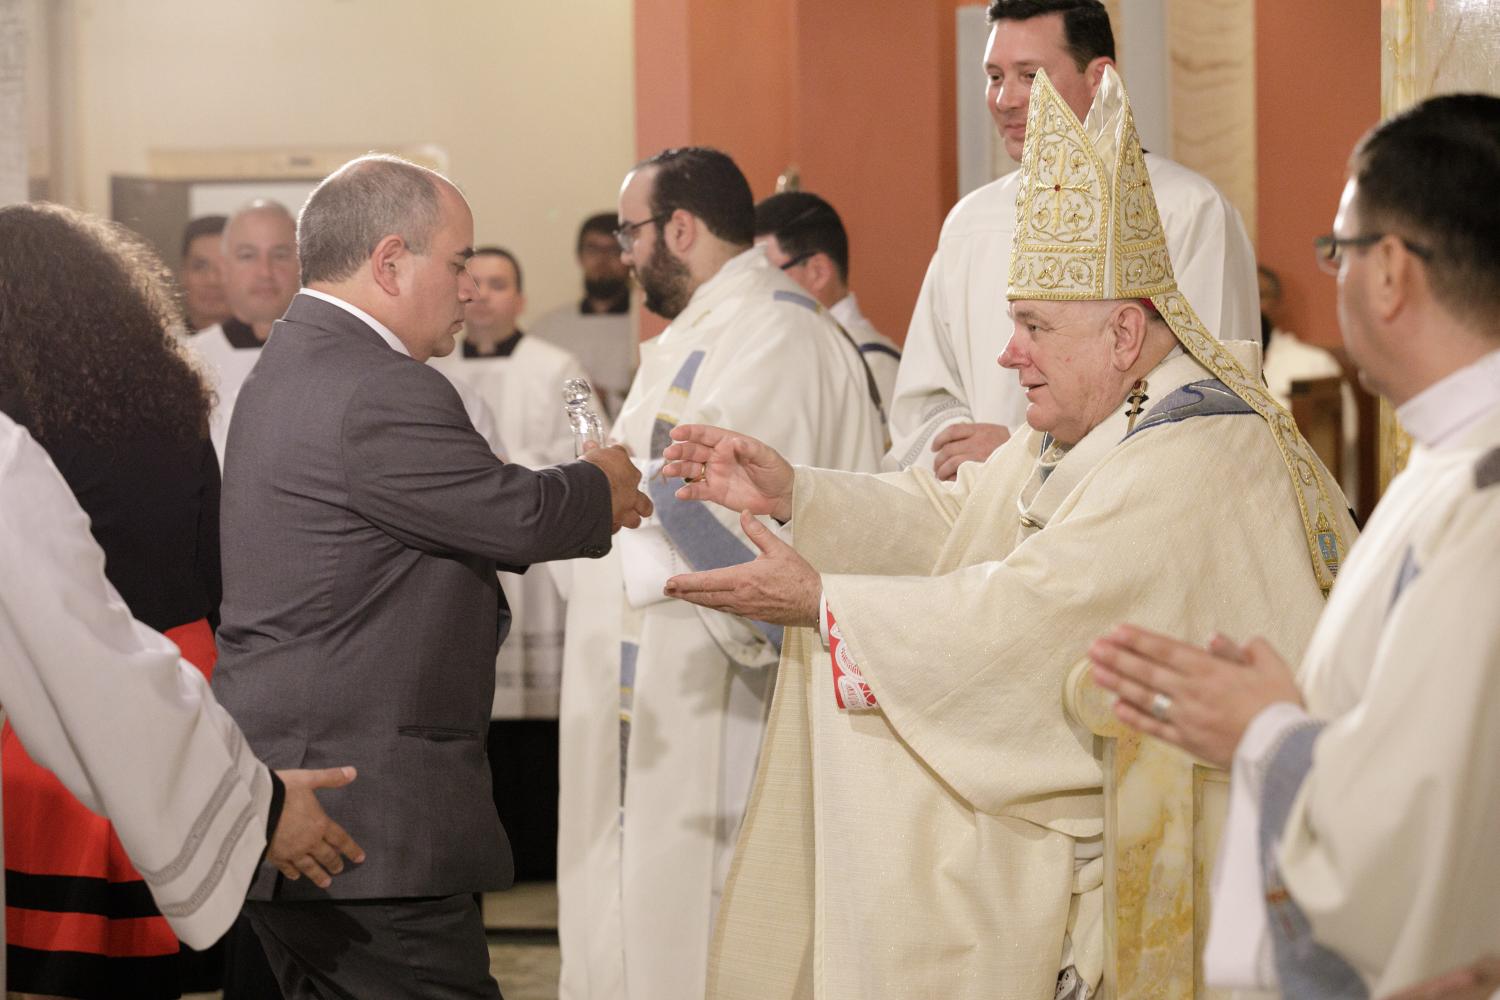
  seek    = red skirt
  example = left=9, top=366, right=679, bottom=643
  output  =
left=4, top=618, right=217, bottom=999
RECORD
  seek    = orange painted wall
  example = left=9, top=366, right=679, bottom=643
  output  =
left=792, top=2, right=959, bottom=344
left=1254, top=0, right=1381, bottom=349
left=633, top=1, right=970, bottom=343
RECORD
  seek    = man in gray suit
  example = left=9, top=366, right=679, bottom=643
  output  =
left=211, top=154, right=650, bottom=999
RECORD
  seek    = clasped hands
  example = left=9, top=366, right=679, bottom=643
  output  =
left=658, top=424, right=821, bottom=628
left=1087, top=625, right=1304, bottom=769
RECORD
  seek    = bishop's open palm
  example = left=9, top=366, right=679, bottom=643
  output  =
left=661, top=424, right=795, bottom=522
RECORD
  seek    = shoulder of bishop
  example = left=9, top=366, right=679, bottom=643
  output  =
left=1124, top=378, right=1256, bottom=439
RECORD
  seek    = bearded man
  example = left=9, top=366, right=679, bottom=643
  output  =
left=556, top=147, right=886, bottom=1000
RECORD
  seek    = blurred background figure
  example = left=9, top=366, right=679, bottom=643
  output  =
left=530, top=212, right=636, bottom=420
left=0, top=203, right=225, bottom=999
left=431, top=246, right=590, bottom=885
left=754, top=190, right=901, bottom=408
left=178, top=214, right=231, bottom=333
left=1259, top=262, right=1358, bottom=495
left=1259, top=263, right=1343, bottom=405
left=181, top=200, right=300, bottom=467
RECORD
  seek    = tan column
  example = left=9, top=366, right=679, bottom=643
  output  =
left=1165, top=0, right=1257, bottom=243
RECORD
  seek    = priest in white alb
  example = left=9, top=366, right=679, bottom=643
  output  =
left=887, top=0, right=1257, bottom=477
left=658, top=68, right=1354, bottom=1000
left=1090, top=92, right=1500, bottom=999
left=556, top=148, right=886, bottom=1000
left=180, top=200, right=300, bottom=466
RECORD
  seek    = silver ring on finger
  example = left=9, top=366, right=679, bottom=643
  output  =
left=1149, top=691, right=1173, bottom=722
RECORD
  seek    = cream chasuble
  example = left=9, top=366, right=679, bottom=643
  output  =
left=885, top=151, right=1258, bottom=473
left=433, top=335, right=590, bottom=718
left=557, top=249, right=885, bottom=1000
left=710, top=67, right=1354, bottom=1000
left=708, top=346, right=1352, bottom=1000
left=0, top=415, right=273, bottom=985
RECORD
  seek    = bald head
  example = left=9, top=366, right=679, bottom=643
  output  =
left=296, top=155, right=477, bottom=362
left=222, top=199, right=299, bottom=337
left=298, top=154, right=458, bottom=286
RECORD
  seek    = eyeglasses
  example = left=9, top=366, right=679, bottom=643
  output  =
left=1313, top=232, right=1433, bottom=275
left=778, top=251, right=815, bottom=272
left=613, top=213, right=670, bottom=254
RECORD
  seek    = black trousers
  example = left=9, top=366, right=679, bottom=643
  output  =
left=221, top=911, right=286, bottom=999
left=486, top=719, right=559, bottom=882
left=246, top=895, right=501, bottom=1000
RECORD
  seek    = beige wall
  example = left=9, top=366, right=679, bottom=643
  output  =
left=56, top=0, right=634, bottom=318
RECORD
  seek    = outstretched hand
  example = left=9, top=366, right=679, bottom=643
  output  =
left=1088, top=625, right=1302, bottom=769
left=663, top=511, right=820, bottom=627
left=661, top=424, right=795, bottom=523
left=268, top=766, right=365, bottom=889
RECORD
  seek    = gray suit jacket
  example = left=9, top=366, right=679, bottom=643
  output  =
left=212, top=293, right=611, bottom=900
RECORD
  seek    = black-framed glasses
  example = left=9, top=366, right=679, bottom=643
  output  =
left=1313, top=232, right=1433, bottom=275
left=778, top=251, right=815, bottom=272
left=613, top=213, right=669, bottom=254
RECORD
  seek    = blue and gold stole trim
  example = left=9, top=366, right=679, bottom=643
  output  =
left=646, top=350, right=783, bottom=653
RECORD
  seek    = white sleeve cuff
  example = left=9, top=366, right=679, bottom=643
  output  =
left=1237, top=701, right=1314, bottom=799
left=1203, top=700, right=1308, bottom=992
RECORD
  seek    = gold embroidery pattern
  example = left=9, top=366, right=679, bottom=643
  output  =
left=1009, top=77, right=1109, bottom=300
left=1112, top=105, right=1175, bottom=298
left=1008, top=67, right=1346, bottom=594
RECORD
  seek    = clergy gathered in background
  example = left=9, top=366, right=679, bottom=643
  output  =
left=3, top=0, right=1499, bottom=998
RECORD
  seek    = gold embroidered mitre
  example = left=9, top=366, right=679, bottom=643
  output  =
left=1007, top=66, right=1174, bottom=302
left=1007, top=67, right=1346, bottom=595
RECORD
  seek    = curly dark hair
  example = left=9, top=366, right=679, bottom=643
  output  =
left=0, top=203, right=212, bottom=445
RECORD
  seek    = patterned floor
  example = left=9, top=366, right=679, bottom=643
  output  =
left=485, top=882, right=561, bottom=1000
left=184, top=883, right=561, bottom=999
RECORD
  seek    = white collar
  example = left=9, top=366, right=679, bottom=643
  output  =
left=1396, top=348, right=1500, bottom=448
left=830, top=292, right=860, bottom=326
left=299, top=288, right=411, bottom=357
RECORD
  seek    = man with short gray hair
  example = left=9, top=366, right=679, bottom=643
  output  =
left=181, top=199, right=299, bottom=465
left=211, top=154, right=652, bottom=999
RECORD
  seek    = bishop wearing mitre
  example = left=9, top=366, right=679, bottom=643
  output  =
left=658, top=67, right=1356, bottom=1000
